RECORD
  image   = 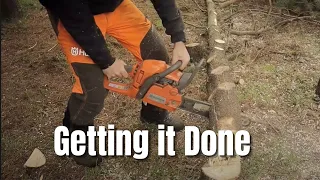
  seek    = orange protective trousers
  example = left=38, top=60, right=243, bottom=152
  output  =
left=56, top=0, right=170, bottom=126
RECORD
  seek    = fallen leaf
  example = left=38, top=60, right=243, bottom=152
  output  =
left=24, top=148, right=46, bottom=168
left=40, top=175, right=43, bottom=180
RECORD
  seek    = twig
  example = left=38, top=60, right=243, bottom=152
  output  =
left=224, top=8, right=320, bottom=26
left=240, top=113, right=280, bottom=134
left=266, top=0, right=273, bottom=25
left=250, top=47, right=265, bottom=63
left=227, top=49, right=244, bottom=61
left=47, top=43, right=58, bottom=52
left=192, top=0, right=207, bottom=12
left=28, top=42, right=37, bottom=50
left=220, top=0, right=242, bottom=8
left=230, top=29, right=266, bottom=36
left=184, top=21, right=207, bottom=28
left=268, top=0, right=272, bottom=15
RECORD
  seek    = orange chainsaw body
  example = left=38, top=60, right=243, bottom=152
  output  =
left=103, top=60, right=183, bottom=111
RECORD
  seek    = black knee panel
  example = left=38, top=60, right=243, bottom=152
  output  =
left=140, top=102, right=168, bottom=122
left=140, top=25, right=170, bottom=63
left=68, top=63, right=108, bottom=126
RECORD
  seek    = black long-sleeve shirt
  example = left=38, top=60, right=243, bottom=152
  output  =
left=39, top=0, right=186, bottom=69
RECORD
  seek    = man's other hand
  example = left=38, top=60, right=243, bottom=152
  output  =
left=103, top=59, right=128, bottom=79
left=172, top=41, right=190, bottom=70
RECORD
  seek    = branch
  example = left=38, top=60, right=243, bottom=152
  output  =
left=219, top=0, right=243, bottom=8
left=191, top=0, right=207, bottom=12
left=268, top=0, right=272, bottom=15
left=184, top=21, right=207, bottom=28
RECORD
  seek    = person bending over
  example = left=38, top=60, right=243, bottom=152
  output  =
left=39, top=0, right=190, bottom=167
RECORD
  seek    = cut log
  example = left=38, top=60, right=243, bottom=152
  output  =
left=202, top=0, right=242, bottom=179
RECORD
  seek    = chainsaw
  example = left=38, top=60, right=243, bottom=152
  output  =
left=103, top=59, right=211, bottom=118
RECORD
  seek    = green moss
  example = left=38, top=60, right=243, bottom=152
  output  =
left=153, top=19, right=164, bottom=31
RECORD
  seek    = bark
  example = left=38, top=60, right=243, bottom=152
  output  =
left=201, top=0, right=242, bottom=179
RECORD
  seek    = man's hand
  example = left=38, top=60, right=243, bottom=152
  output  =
left=172, top=41, right=190, bottom=70
left=103, top=59, right=128, bottom=79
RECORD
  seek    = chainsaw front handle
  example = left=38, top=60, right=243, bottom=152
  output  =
left=135, top=60, right=183, bottom=99
left=177, top=58, right=205, bottom=92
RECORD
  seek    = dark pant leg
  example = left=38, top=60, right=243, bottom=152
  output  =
left=67, top=63, right=108, bottom=127
left=105, top=0, right=171, bottom=122
left=139, top=26, right=171, bottom=122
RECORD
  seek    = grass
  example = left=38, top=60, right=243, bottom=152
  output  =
left=239, top=81, right=274, bottom=107
left=241, top=140, right=300, bottom=179
left=284, top=74, right=317, bottom=107
left=19, top=0, right=41, bottom=12
left=153, top=19, right=165, bottom=31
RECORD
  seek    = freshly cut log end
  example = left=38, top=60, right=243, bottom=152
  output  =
left=215, top=39, right=226, bottom=44
left=216, top=117, right=237, bottom=131
left=202, top=155, right=241, bottom=180
left=214, top=46, right=224, bottom=51
left=24, top=148, right=46, bottom=168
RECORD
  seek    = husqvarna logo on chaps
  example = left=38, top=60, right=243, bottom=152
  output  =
left=71, top=47, right=89, bottom=56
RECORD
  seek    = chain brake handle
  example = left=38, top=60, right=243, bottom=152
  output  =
left=177, top=58, right=205, bottom=92
left=135, top=60, right=183, bottom=99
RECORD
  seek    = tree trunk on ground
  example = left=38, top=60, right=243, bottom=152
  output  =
left=201, top=0, right=242, bottom=179
left=1, top=0, right=19, bottom=19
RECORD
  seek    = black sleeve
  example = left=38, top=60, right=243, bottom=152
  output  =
left=50, top=0, right=115, bottom=69
left=150, top=0, right=186, bottom=43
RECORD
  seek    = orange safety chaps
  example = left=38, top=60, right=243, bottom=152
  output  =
left=52, top=0, right=170, bottom=127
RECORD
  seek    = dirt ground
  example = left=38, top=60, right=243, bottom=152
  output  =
left=1, top=0, right=320, bottom=179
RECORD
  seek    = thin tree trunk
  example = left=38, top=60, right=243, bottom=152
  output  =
left=201, top=0, right=242, bottom=179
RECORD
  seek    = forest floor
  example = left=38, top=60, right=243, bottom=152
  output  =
left=1, top=0, right=320, bottom=179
